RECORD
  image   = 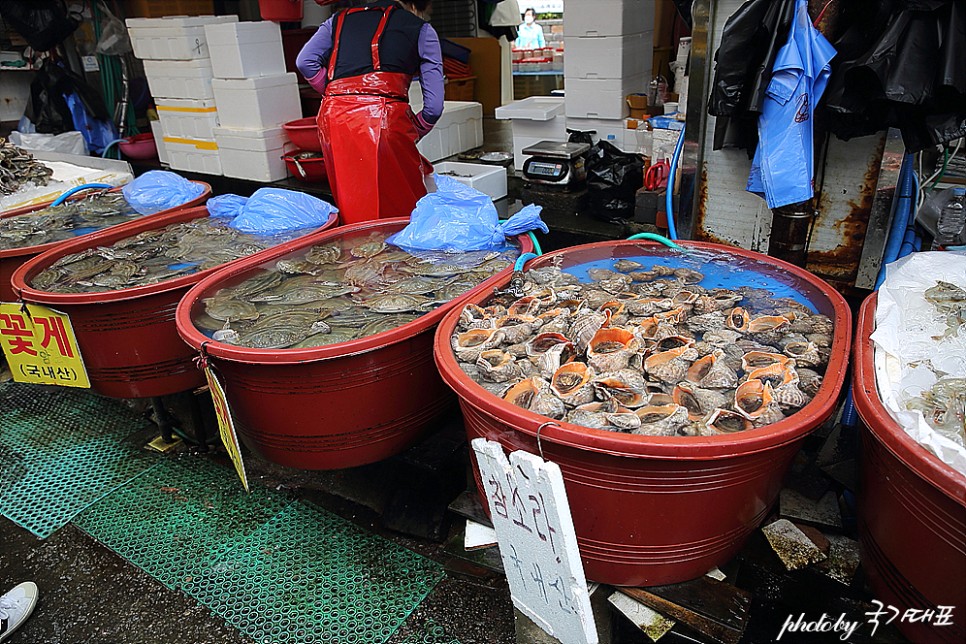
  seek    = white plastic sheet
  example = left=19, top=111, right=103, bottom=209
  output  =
left=871, top=251, right=966, bottom=475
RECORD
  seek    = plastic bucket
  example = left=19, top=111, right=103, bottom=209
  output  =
left=283, top=151, right=327, bottom=183
left=433, top=240, right=852, bottom=586
left=282, top=117, right=324, bottom=153
left=175, top=218, right=534, bottom=470
left=1, top=182, right=210, bottom=302
left=852, top=293, right=965, bottom=643
left=10, top=205, right=338, bottom=399
left=258, top=0, right=303, bottom=21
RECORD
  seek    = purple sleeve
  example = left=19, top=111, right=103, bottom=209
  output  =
left=296, top=17, right=335, bottom=94
left=415, top=23, right=444, bottom=127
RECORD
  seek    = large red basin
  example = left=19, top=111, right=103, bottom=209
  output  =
left=1, top=182, right=210, bottom=302
left=11, top=205, right=337, bottom=399
left=176, top=218, right=532, bottom=470
left=852, top=293, right=965, bottom=643
left=433, top=240, right=852, bottom=586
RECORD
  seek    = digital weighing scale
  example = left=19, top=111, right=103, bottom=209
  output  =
left=521, top=141, right=590, bottom=187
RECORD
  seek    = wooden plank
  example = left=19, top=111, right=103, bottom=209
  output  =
left=451, top=37, right=503, bottom=115
left=619, top=576, right=752, bottom=644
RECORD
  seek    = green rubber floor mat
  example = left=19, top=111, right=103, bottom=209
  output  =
left=0, top=382, right=159, bottom=538
left=182, top=501, right=445, bottom=644
left=73, top=455, right=291, bottom=590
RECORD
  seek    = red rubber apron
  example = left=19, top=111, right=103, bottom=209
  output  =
left=317, top=5, right=431, bottom=225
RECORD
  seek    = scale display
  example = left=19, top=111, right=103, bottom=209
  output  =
left=528, top=161, right=565, bottom=178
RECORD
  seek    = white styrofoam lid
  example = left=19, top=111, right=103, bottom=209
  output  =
left=211, top=73, right=297, bottom=90
left=495, top=96, right=566, bottom=121
left=143, top=59, right=214, bottom=72
left=204, top=20, right=281, bottom=45
left=212, top=126, right=285, bottom=140
left=126, top=15, right=238, bottom=28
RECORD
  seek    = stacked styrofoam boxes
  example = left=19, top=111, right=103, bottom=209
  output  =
left=409, top=81, right=485, bottom=163
left=206, top=21, right=301, bottom=182
left=494, top=96, right=567, bottom=171
left=128, top=15, right=237, bottom=175
left=564, top=0, right=653, bottom=152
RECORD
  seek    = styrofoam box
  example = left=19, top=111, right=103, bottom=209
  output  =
left=564, top=0, right=655, bottom=37
left=566, top=117, right=627, bottom=147
left=494, top=96, right=568, bottom=170
left=566, top=74, right=650, bottom=119
left=127, top=15, right=238, bottom=61
left=156, top=97, right=219, bottom=140
left=163, top=136, right=222, bottom=175
left=564, top=32, right=653, bottom=80
left=205, top=21, right=286, bottom=79
left=213, top=126, right=289, bottom=182
left=435, top=162, right=507, bottom=200
left=149, top=120, right=169, bottom=165
left=417, top=101, right=483, bottom=163
left=143, top=59, right=215, bottom=100
left=211, top=74, right=301, bottom=130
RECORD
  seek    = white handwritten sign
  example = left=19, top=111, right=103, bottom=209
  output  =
left=472, top=438, right=597, bottom=644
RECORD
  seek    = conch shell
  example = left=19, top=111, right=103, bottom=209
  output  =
left=725, top=307, right=750, bottom=331
left=550, top=362, right=596, bottom=406
left=453, top=328, right=505, bottom=362
left=704, top=408, right=753, bottom=434
left=672, top=382, right=730, bottom=421
left=686, top=351, right=738, bottom=389
left=503, top=377, right=565, bottom=419
left=741, top=351, right=791, bottom=373
left=476, top=349, right=517, bottom=383
left=734, top=378, right=773, bottom=419
left=783, top=341, right=822, bottom=368
left=644, top=346, right=691, bottom=384
left=496, top=314, right=540, bottom=344
left=593, top=369, right=647, bottom=408
left=632, top=404, right=691, bottom=436
left=587, top=327, right=640, bottom=373
left=568, top=309, right=611, bottom=351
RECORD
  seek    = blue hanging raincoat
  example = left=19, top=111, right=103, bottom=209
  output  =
left=747, top=0, right=836, bottom=208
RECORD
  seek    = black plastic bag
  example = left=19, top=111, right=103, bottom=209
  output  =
left=584, top=141, right=644, bottom=223
left=24, top=60, right=111, bottom=134
left=0, top=0, right=78, bottom=52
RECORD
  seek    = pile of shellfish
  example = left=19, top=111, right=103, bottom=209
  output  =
left=193, top=230, right=520, bottom=350
left=0, top=192, right=140, bottom=251
left=30, top=217, right=308, bottom=293
left=451, top=258, right=834, bottom=436
left=0, top=138, right=53, bottom=195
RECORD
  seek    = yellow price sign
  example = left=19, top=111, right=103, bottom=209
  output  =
left=204, top=366, right=249, bottom=492
left=0, top=302, right=90, bottom=388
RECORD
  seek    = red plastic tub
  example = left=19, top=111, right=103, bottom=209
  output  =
left=258, top=0, right=302, bottom=22
left=175, top=218, right=533, bottom=470
left=283, top=151, right=327, bottom=183
left=282, top=117, right=323, bottom=152
left=433, top=240, right=852, bottom=586
left=118, top=133, right=158, bottom=160
left=852, top=293, right=965, bottom=643
left=1, top=182, right=210, bottom=302
left=11, top=205, right=338, bottom=399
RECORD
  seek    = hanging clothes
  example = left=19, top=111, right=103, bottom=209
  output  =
left=821, top=0, right=965, bottom=151
left=747, top=0, right=836, bottom=209
left=296, top=1, right=443, bottom=224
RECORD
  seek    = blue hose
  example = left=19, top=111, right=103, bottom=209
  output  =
left=514, top=252, right=539, bottom=272
left=665, top=124, right=687, bottom=241
left=101, top=138, right=126, bottom=159
left=626, top=232, right=684, bottom=250
left=526, top=231, right=544, bottom=256
left=874, top=153, right=915, bottom=289
left=52, top=183, right=114, bottom=206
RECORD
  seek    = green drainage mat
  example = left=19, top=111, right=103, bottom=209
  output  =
left=0, top=382, right=159, bottom=538
left=182, top=501, right=445, bottom=644
left=73, top=456, right=290, bottom=590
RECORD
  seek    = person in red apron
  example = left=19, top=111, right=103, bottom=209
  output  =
left=296, top=0, right=443, bottom=225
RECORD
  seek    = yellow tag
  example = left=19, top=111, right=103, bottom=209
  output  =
left=204, top=366, right=249, bottom=492
left=0, top=302, right=90, bottom=388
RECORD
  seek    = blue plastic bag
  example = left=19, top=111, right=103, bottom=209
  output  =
left=121, top=170, right=206, bottom=215
left=64, top=92, right=116, bottom=155
left=206, top=194, right=248, bottom=219
left=228, top=188, right=338, bottom=235
left=387, top=175, right=548, bottom=253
